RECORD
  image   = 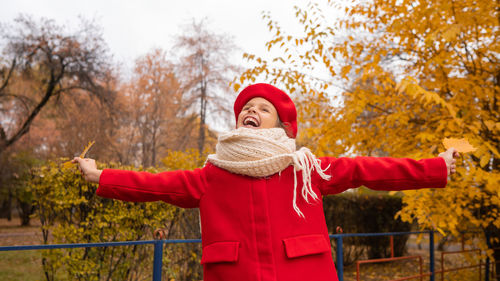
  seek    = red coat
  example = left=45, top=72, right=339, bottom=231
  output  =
left=97, top=156, right=447, bottom=281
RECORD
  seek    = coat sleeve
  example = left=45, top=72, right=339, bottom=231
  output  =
left=96, top=167, right=207, bottom=208
left=317, top=156, right=447, bottom=196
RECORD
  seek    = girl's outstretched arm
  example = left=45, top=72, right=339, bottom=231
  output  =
left=72, top=157, right=206, bottom=208
left=317, top=150, right=458, bottom=195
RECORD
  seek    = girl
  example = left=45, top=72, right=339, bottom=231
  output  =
left=74, top=83, right=457, bottom=281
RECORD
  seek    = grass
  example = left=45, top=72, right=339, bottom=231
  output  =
left=0, top=250, right=44, bottom=281
left=0, top=217, right=48, bottom=281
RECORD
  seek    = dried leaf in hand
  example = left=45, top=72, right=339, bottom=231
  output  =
left=79, top=141, right=95, bottom=158
left=442, top=138, right=476, bottom=153
left=62, top=141, right=95, bottom=168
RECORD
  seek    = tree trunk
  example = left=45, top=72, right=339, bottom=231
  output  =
left=492, top=244, right=500, bottom=281
left=17, top=199, right=33, bottom=226
left=0, top=193, right=12, bottom=221
left=198, top=82, right=207, bottom=154
left=494, top=248, right=500, bottom=281
left=485, top=225, right=500, bottom=281
left=151, top=129, right=157, bottom=166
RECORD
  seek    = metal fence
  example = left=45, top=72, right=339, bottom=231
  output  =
left=331, top=230, right=495, bottom=281
left=0, top=230, right=495, bottom=281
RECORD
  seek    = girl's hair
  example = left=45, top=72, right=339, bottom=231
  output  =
left=276, top=118, right=294, bottom=138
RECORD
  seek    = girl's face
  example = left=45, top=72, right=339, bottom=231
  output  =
left=237, top=97, right=279, bottom=130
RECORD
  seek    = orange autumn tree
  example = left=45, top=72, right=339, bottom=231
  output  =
left=117, top=49, right=187, bottom=167
left=237, top=0, right=499, bottom=274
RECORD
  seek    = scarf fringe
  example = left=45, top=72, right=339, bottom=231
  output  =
left=291, top=147, right=331, bottom=218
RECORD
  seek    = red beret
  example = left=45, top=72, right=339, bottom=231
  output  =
left=234, top=83, right=297, bottom=138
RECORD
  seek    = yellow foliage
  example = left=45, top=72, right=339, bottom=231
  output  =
left=31, top=151, right=206, bottom=280
left=161, top=149, right=210, bottom=171
left=236, top=0, right=499, bottom=252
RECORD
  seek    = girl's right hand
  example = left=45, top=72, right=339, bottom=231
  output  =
left=438, top=148, right=459, bottom=176
left=72, top=157, right=102, bottom=184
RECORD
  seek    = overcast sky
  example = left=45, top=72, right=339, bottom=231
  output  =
left=2, top=0, right=318, bottom=74
left=2, top=0, right=342, bottom=130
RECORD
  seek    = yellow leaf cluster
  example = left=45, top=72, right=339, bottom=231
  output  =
left=32, top=153, right=204, bottom=280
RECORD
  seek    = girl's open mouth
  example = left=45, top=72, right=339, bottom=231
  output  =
left=243, top=116, right=260, bottom=127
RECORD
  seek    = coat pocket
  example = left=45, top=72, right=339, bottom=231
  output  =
left=283, top=234, right=330, bottom=259
left=201, top=241, right=240, bottom=264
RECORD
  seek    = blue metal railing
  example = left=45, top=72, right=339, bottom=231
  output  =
left=0, top=239, right=201, bottom=281
left=0, top=231, right=491, bottom=281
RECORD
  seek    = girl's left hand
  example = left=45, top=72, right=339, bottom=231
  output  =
left=438, top=148, right=459, bottom=175
left=72, top=157, right=102, bottom=183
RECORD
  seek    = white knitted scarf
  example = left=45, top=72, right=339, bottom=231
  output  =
left=206, top=127, right=331, bottom=218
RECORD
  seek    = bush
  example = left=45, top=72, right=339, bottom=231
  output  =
left=323, top=190, right=411, bottom=265
left=30, top=149, right=208, bottom=281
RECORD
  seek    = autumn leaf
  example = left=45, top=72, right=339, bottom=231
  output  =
left=442, top=138, right=476, bottom=153
left=62, top=141, right=95, bottom=168
left=79, top=141, right=96, bottom=158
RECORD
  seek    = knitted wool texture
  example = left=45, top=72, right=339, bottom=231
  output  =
left=207, top=127, right=331, bottom=217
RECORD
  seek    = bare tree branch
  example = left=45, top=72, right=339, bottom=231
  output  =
left=0, top=15, right=113, bottom=155
left=0, top=58, right=17, bottom=94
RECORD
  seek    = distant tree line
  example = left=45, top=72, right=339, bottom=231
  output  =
left=0, top=15, right=239, bottom=223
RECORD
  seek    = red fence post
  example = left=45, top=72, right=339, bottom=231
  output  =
left=390, top=236, right=394, bottom=258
